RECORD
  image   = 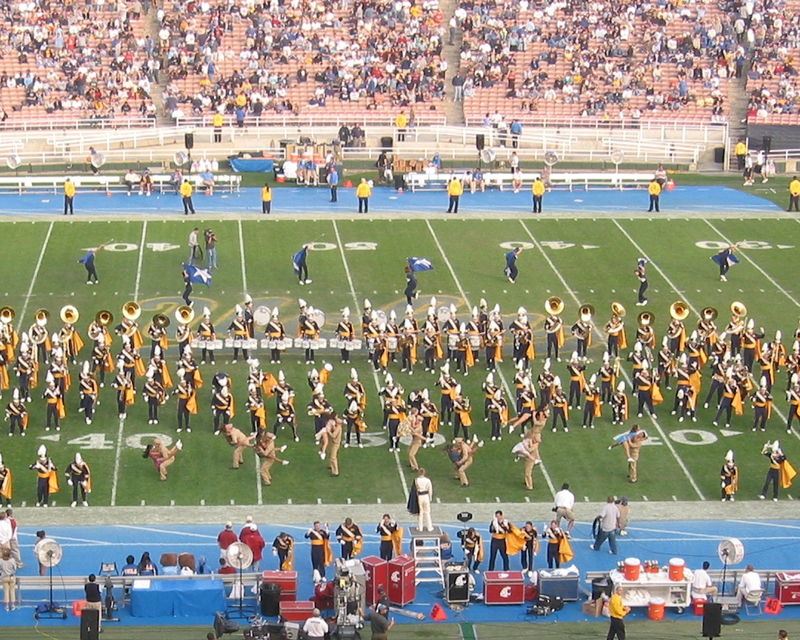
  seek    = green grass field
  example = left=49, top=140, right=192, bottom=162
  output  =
left=1, top=215, right=799, bottom=508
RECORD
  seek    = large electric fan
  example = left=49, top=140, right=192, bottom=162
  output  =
left=226, top=541, right=254, bottom=618
left=35, top=539, right=67, bottom=619
left=717, top=538, right=745, bottom=595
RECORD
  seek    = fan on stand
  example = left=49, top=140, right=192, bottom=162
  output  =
left=35, top=539, right=67, bottom=619
left=717, top=538, right=745, bottom=596
left=226, top=541, right=254, bottom=618
left=479, top=148, right=495, bottom=169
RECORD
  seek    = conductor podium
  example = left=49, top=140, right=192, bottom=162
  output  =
left=408, top=526, right=444, bottom=587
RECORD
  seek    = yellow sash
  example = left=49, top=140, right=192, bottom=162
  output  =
left=48, top=469, right=60, bottom=494
left=0, top=468, right=11, bottom=499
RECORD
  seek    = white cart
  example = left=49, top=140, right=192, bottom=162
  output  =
left=609, top=569, right=694, bottom=613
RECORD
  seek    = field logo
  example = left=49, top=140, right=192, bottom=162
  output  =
left=125, top=433, right=174, bottom=449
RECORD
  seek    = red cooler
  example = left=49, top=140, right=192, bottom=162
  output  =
left=483, top=571, right=525, bottom=605
left=362, top=556, right=389, bottom=606
left=388, top=555, right=416, bottom=606
left=775, top=572, right=800, bottom=604
left=262, top=570, right=298, bottom=602
left=280, top=601, right=313, bottom=622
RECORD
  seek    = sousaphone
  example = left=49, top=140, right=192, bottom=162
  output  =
left=545, top=296, right=565, bottom=316
left=122, top=301, right=142, bottom=322
left=670, top=301, right=690, bottom=321
left=60, top=305, right=79, bottom=325
left=611, top=302, right=626, bottom=317
left=175, top=306, right=195, bottom=324
left=731, top=301, right=747, bottom=318
left=0, top=306, right=15, bottom=324
left=638, top=311, right=654, bottom=326
left=152, top=313, right=171, bottom=329
left=579, top=304, right=594, bottom=322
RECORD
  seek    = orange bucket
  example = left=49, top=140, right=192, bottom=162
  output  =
left=623, top=558, right=641, bottom=581
left=648, top=598, right=665, bottom=620
left=668, top=558, right=685, bottom=581
left=290, top=154, right=300, bottom=162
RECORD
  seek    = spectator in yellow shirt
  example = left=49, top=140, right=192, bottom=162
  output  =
left=356, top=179, right=372, bottom=213
left=648, top=179, right=662, bottom=213
left=213, top=112, right=224, bottom=143
left=64, top=178, right=76, bottom=215
left=735, top=140, right=747, bottom=170
left=180, top=180, right=196, bottom=215
left=446, top=177, right=463, bottom=213
left=607, top=586, right=630, bottom=640
left=395, top=111, right=408, bottom=142
left=788, top=176, right=800, bottom=212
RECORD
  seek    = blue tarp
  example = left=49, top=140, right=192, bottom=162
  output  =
left=229, top=157, right=274, bottom=173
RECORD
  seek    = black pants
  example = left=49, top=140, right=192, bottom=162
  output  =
left=648, top=194, right=660, bottom=212
left=214, top=410, right=230, bottom=432
left=182, top=196, right=195, bottom=214
left=311, top=545, right=326, bottom=579
left=489, top=538, right=509, bottom=571
left=704, top=380, right=724, bottom=407
left=178, top=399, right=190, bottom=430
left=521, top=542, right=535, bottom=572
left=341, top=541, right=354, bottom=560
left=546, top=333, right=559, bottom=359
left=453, top=414, right=469, bottom=440
left=387, top=418, right=399, bottom=450
left=297, top=261, right=308, bottom=283
left=85, top=263, right=99, bottom=283
left=490, top=412, right=502, bottom=438
left=547, top=542, right=560, bottom=568
left=182, top=283, right=192, bottom=306
left=81, top=395, right=95, bottom=421
left=465, top=548, right=481, bottom=571
left=607, top=617, right=626, bottom=640
left=46, top=403, right=59, bottom=429
left=637, top=391, right=654, bottom=416
left=262, top=201, right=271, bottom=213
left=358, top=197, right=369, bottom=213
left=330, top=185, right=337, bottom=202
left=64, top=195, right=74, bottom=215
left=506, top=263, right=518, bottom=282
left=404, top=279, right=417, bottom=304
left=551, top=407, right=567, bottom=430
left=214, top=128, right=222, bottom=143
left=714, top=397, right=733, bottom=425
left=753, top=406, right=768, bottom=430
left=762, top=467, right=780, bottom=499
left=719, top=261, right=730, bottom=278
left=638, top=280, right=648, bottom=303
left=532, top=195, right=542, bottom=213
left=201, top=348, right=215, bottom=364
left=37, top=476, right=50, bottom=505
left=790, top=194, right=799, bottom=212
left=447, top=195, right=459, bottom=213
left=71, top=477, right=87, bottom=503
left=576, top=338, right=587, bottom=358
left=346, top=418, right=361, bottom=444
left=9, top=415, right=23, bottom=435
left=380, top=540, right=393, bottom=561
left=441, top=396, right=453, bottom=425
left=148, top=396, right=159, bottom=421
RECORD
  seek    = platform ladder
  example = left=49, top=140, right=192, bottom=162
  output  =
left=409, top=526, right=444, bottom=586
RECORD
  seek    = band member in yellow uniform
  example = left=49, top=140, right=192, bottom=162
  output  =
left=751, top=377, right=772, bottom=432
left=78, top=362, right=98, bottom=425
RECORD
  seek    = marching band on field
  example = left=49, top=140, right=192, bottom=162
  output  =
left=0, top=266, right=799, bottom=504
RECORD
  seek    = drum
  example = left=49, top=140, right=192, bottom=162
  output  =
left=293, top=338, right=303, bottom=349
left=267, top=340, right=277, bottom=349
left=469, top=335, right=482, bottom=349
left=190, top=339, right=200, bottom=349
left=367, top=337, right=377, bottom=350
left=345, top=341, right=355, bottom=351
left=277, top=339, right=290, bottom=350
left=253, top=305, right=271, bottom=325
left=301, top=340, right=310, bottom=349
left=310, top=340, right=321, bottom=350
left=212, top=339, right=223, bottom=350
left=233, top=339, right=242, bottom=348
left=447, top=334, right=459, bottom=348
left=437, top=306, right=452, bottom=323
left=352, top=339, right=362, bottom=350
left=386, top=336, right=398, bottom=351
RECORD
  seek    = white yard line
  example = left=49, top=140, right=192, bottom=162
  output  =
left=332, top=220, right=410, bottom=501
left=425, top=220, right=557, bottom=498
left=133, top=220, right=148, bottom=301
left=705, top=219, right=800, bottom=307
left=238, top=218, right=248, bottom=293
left=523, top=219, right=706, bottom=500
left=700, top=219, right=800, bottom=443
left=114, top=524, right=218, bottom=539
left=110, top=418, right=125, bottom=507
left=17, top=220, right=54, bottom=327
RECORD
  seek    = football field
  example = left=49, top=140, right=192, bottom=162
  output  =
left=1, top=208, right=799, bottom=509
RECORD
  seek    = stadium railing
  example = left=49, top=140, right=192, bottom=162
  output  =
left=0, top=174, right=241, bottom=195
left=0, top=116, right=156, bottom=132
left=404, top=171, right=656, bottom=192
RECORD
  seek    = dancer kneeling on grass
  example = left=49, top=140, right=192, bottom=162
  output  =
left=143, top=437, right=182, bottom=481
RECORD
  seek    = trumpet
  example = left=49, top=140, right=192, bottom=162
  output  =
left=638, top=311, right=654, bottom=326
left=96, top=310, right=114, bottom=326
left=175, top=305, right=195, bottom=324
left=122, top=301, right=141, bottom=322
left=152, top=313, right=171, bottom=329
left=731, top=301, right=747, bottom=318
left=669, top=301, right=690, bottom=321
left=545, top=296, right=565, bottom=316
left=579, top=304, right=594, bottom=322
left=60, top=305, right=79, bottom=325
left=611, top=302, right=626, bottom=317
left=0, top=306, right=15, bottom=324
left=34, top=309, right=50, bottom=327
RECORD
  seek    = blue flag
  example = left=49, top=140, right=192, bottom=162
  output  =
left=408, top=257, right=434, bottom=272
left=292, top=246, right=308, bottom=276
left=183, top=264, right=213, bottom=286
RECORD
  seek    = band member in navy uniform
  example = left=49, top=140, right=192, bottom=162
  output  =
left=751, top=377, right=772, bottom=432
left=566, top=352, right=585, bottom=410
left=198, top=308, right=216, bottom=365
left=634, top=258, right=648, bottom=306
left=504, top=247, right=522, bottom=283
left=78, top=362, right=98, bottom=425
left=6, top=389, right=27, bottom=436
left=509, top=308, right=533, bottom=368
left=742, top=319, right=765, bottom=373
left=545, top=311, right=564, bottom=361
left=488, top=510, right=511, bottom=571
left=726, top=312, right=745, bottom=357
left=228, top=305, right=250, bottom=363
left=267, top=308, right=285, bottom=364
left=376, top=515, right=397, bottom=561
left=305, top=522, right=330, bottom=582
left=336, top=308, right=355, bottom=364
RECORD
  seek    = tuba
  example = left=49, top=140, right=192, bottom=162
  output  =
left=175, top=306, right=195, bottom=324
left=34, top=309, right=50, bottom=327
left=611, top=302, right=626, bottom=317
left=545, top=296, right=565, bottom=316
left=669, top=301, right=690, bottom=321
left=0, top=306, right=15, bottom=324
left=153, top=313, right=171, bottom=329
left=638, top=311, right=654, bottom=326
left=60, top=305, right=79, bottom=325
left=579, top=304, right=594, bottom=322
left=96, top=310, right=114, bottom=326
left=122, top=301, right=141, bottom=322
left=730, top=301, right=747, bottom=318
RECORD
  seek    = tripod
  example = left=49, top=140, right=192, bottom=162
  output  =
left=36, top=553, right=66, bottom=619
left=226, top=568, right=254, bottom=619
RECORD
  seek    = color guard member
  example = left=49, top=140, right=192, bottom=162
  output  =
left=377, top=515, right=398, bottom=561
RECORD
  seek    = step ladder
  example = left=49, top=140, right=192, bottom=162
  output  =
left=409, top=526, right=444, bottom=586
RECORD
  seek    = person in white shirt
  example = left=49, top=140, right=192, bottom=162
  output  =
left=188, top=227, right=200, bottom=264
left=303, top=608, right=329, bottom=639
left=737, top=565, right=762, bottom=601
left=553, top=482, right=575, bottom=534
left=413, top=468, right=433, bottom=531
left=0, top=512, right=11, bottom=551
left=693, top=561, right=719, bottom=597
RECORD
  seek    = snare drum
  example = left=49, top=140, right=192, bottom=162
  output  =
left=469, top=335, right=482, bottom=349
left=447, top=334, right=459, bottom=349
left=245, top=339, right=258, bottom=350
left=352, top=339, right=362, bottom=350
left=367, top=337, right=377, bottom=351
left=386, top=337, right=398, bottom=351
left=293, top=338, right=303, bottom=349
left=277, top=339, right=290, bottom=350
left=301, top=339, right=310, bottom=349
left=224, top=338, right=234, bottom=348
left=345, top=340, right=355, bottom=351
left=267, top=340, right=277, bottom=349
left=190, top=339, right=200, bottom=349
left=211, top=339, right=223, bottom=350
left=233, top=339, right=242, bottom=348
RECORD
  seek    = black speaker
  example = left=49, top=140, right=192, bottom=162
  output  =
left=702, top=602, right=722, bottom=638
left=80, top=607, right=100, bottom=640
left=476, top=134, right=485, bottom=151
left=762, top=136, right=772, bottom=153
left=260, top=582, right=281, bottom=616
left=444, top=566, right=469, bottom=604
left=185, top=132, right=195, bottom=150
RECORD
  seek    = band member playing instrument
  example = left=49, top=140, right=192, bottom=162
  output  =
left=198, top=308, right=216, bottom=365
left=266, top=308, right=286, bottom=365
left=509, top=308, right=533, bottom=368
left=751, top=378, right=772, bottom=432
left=337, top=308, right=355, bottom=364
left=228, top=305, right=250, bottom=363
left=452, top=385, right=472, bottom=440
left=550, top=377, right=569, bottom=432
left=566, top=352, right=586, bottom=409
